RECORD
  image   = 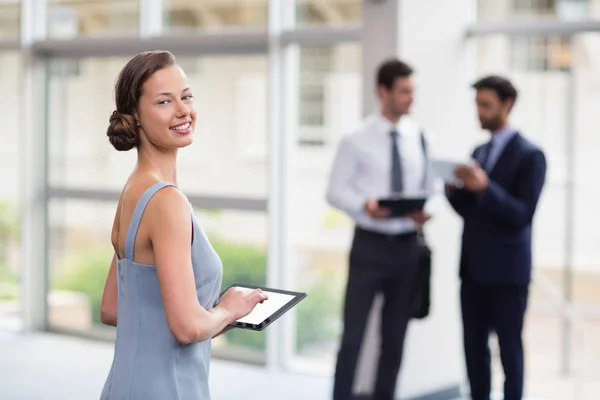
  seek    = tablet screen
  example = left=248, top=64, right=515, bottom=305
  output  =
left=235, top=287, right=296, bottom=325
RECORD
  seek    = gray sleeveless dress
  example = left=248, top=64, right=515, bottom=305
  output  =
left=100, top=182, right=223, bottom=400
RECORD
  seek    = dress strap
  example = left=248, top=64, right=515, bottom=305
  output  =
left=124, top=182, right=175, bottom=260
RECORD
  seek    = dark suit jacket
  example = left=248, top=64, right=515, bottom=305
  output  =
left=447, top=132, right=547, bottom=286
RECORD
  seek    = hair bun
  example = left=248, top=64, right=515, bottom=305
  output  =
left=107, top=111, right=138, bottom=151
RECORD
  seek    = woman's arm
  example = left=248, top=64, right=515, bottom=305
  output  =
left=100, top=255, right=118, bottom=326
left=148, top=187, right=266, bottom=344
left=100, top=201, right=122, bottom=327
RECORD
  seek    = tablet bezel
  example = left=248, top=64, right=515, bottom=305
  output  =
left=378, top=197, right=427, bottom=217
left=220, top=284, right=307, bottom=331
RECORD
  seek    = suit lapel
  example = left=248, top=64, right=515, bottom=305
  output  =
left=488, top=132, right=521, bottom=178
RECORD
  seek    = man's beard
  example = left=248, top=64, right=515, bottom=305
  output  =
left=480, top=116, right=502, bottom=132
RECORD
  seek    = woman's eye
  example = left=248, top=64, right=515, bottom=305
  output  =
left=183, top=95, right=194, bottom=101
left=158, top=99, right=170, bottom=105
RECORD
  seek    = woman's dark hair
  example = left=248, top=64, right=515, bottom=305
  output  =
left=376, top=58, right=414, bottom=91
left=107, top=50, right=176, bottom=151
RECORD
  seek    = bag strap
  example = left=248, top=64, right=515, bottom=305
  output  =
left=419, top=131, right=428, bottom=190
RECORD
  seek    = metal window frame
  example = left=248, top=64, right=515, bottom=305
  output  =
left=281, top=25, right=361, bottom=46
left=465, top=19, right=600, bottom=37
left=31, top=30, right=270, bottom=58
left=46, top=187, right=268, bottom=212
left=0, top=40, right=20, bottom=51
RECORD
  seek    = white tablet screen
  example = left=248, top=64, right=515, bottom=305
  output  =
left=235, top=288, right=296, bottom=325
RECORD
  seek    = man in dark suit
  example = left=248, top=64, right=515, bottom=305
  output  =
left=446, top=76, right=547, bottom=400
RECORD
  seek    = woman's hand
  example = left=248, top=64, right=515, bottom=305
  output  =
left=217, top=287, right=268, bottom=322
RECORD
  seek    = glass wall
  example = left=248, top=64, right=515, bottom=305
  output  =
left=46, top=0, right=139, bottom=39
left=46, top=52, right=269, bottom=359
left=294, top=0, right=361, bottom=26
left=477, top=0, right=600, bottom=22
left=47, top=55, right=268, bottom=197
left=0, top=0, right=20, bottom=39
left=286, top=43, right=362, bottom=372
left=472, top=31, right=600, bottom=399
left=48, top=199, right=116, bottom=333
left=163, top=0, right=268, bottom=32
left=0, top=52, right=22, bottom=330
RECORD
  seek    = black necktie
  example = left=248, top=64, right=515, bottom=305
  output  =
left=390, top=130, right=403, bottom=194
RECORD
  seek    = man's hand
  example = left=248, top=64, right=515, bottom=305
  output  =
left=405, top=210, right=431, bottom=226
left=364, top=199, right=391, bottom=219
left=454, top=162, right=489, bottom=193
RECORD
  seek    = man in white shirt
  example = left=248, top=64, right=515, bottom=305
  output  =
left=326, top=59, right=435, bottom=400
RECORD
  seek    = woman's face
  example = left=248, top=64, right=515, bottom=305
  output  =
left=136, top=65, right=196, bottom=150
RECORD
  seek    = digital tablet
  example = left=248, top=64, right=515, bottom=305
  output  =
left=430, top=159, right=464, bottom=186
left=378, top=197, right=427, bottom=217
left=220, top=284, right=307, bottom=331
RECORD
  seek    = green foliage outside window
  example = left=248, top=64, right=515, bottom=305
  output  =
left=52, top=237, right=341, bottom=352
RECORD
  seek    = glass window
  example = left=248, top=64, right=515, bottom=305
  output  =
left=0, top=52, right=21, bottom=331
left=285, top=43, right=362, bottom=373
left=47, top=54, right=268, bottom=198
left=46, top=0, right=139, bottom=39
left=477, top=0, right=594, bottom=22
left=48, top=198, right=268, bottom=360
left=473, top=33, right=600, bottom=399
left=298, top=46, right=361, bottom=147
left=0, top=1, right=20, bottom=39
left=294, top=0, right=361, bottom=26
left=162, top=0, right=268, bottom=33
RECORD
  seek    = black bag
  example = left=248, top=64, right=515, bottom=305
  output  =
left=411, top=132, right=432, bottom=320
left=412, top=229, right=431, bottom=319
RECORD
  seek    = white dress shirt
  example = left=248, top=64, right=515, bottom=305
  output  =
left=326, top=113, right=437, bottom=235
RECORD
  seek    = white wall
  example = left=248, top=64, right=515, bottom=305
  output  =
left=396, top=0, right=476, bottom=396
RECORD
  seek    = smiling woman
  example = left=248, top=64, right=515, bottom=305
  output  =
left=98, top=51, right=268, bottom=400
left=106, top=51, right=196, bottom=152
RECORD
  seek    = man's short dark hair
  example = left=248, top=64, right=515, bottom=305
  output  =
left=376, top=59, right=414, bottom=90
left=472, top=75, right=518, bottom=104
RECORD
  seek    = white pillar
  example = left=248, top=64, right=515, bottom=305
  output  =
left=361, top=0, right=401, bottom=117
left=357, top=0, right=475, bottom=398
left=20, top=0, right=49, bottom=332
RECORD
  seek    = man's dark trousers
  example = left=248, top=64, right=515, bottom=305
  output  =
left=461, top=277, right=529, bottom=400
left=333, top=227, right=419, bottom=400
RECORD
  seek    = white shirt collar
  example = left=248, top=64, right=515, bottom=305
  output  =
left=374, top=113, right=414, bottom=136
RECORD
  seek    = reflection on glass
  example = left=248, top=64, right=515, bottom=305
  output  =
left=287, top=43, right=362, bottom=372
left=0, top=52, right=21, bottom=330
left=47, top=199, right=267, bottom=358
left=0, top=2, right=20, bottom=38
left=46, top=0, right=139, bottom=39
left=477, top=0, right=595, bottom=22
left=474, top=33, right=600, bottom=399
left=295, top=0, right=361, bottom=26
left=47, top=55, right=268, bottom=198
left=163, top=0, right=268, bottom=32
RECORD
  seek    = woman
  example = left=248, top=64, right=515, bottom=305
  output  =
left=99, top=50, right=267, bottom=400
